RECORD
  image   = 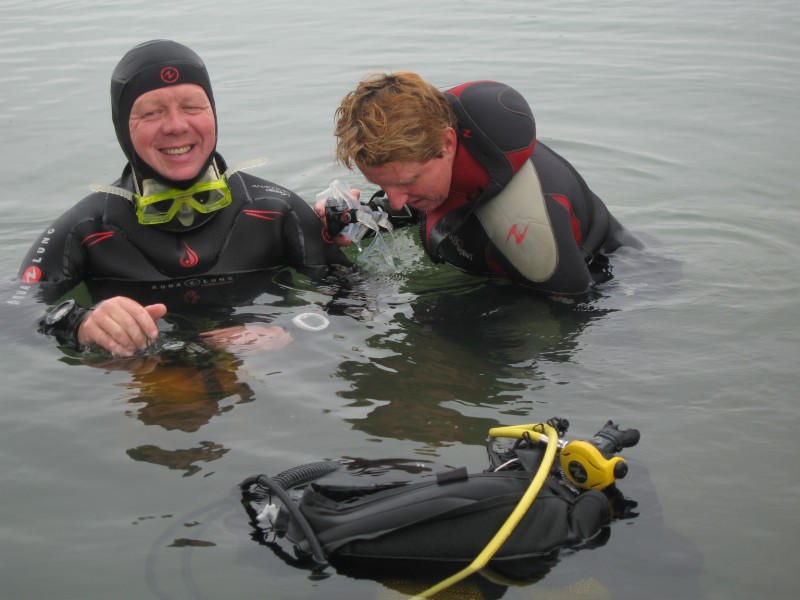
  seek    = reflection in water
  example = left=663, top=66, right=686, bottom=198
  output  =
left=328, top=280, right=613, bottom=447
left=90, top=344, right=256, bottom=428
left=331, top=559, right=585, bottom=600
left=121, top=353, right=255, bottom=432
left=127, top=441, right=228, bottom=477
left=93, top=346, right=253, bottom=476
left=82, top=317, right=269, bottom=475
left=62, top=269, right=319, bottom=476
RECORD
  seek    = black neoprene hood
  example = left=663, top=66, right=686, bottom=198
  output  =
left=110, top=39, right=218, bottom=188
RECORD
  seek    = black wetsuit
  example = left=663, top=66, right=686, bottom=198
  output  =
left=417, top=81, right=640, bottom=295
left=15, top=153, right=350, bottom=344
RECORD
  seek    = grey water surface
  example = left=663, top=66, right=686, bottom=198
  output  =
left=1, top=1, right=798, bottom=599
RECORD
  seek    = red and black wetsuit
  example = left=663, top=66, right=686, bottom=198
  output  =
left=421, top=81, right=641, bottom=295
left=17, top=153, right=350, bottom=311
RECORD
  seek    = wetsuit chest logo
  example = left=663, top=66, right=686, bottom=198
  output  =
left=179, top=242, right=199, bottom=268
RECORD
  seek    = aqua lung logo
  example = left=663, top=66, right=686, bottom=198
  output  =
left=8, top=227, right=51, bottom=304
left=8, top=268, right=40, bottom=306
left=22, top=266, right=42, bottom=284
left=160, top=66, right=180, bottom=84
left=150, top=276, right=234, bottom=290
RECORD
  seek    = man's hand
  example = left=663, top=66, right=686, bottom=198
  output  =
left=78, top=296, right=167, bottom=357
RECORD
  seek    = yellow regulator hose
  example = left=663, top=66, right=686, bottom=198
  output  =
left=410, top=422, right=559, bottom=599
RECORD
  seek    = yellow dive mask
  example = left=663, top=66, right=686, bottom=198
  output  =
left=134, top=177, right=232, bottom=225
left=91, top=158, right=267, bottom=226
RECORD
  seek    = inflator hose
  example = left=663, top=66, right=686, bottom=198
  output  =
left=411, top=423, right=559, bottom=600
left=252, top=462, right=341, bottom=570
left=271, top=460, right=342, bottom=489
left=244, top=473, right=331, bottom=570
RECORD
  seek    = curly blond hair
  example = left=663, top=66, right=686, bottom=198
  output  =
left=334, top=72, right=456, bottom=169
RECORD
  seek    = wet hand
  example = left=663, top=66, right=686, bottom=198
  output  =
left=198, top=324, right=293, bottom=353
left=78, top=297, right=167, bottom=357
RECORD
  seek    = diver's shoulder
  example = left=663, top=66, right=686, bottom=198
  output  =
left=232, top=171, right=306, bottom=205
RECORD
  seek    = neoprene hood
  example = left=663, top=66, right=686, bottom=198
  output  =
left=110, top=40, right=218, bottom=188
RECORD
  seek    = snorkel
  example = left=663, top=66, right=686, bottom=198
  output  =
left=110, top=40, right=221, bottom=228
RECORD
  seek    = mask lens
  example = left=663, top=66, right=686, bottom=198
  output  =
left=193, top=190, right=213, bottom=205
left=190, top=185, right=229, bottom=212
left=146, top=198, right=177, bottom=213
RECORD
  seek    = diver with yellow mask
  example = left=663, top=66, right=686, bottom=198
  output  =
left=17, top=40, right=350, bottom=356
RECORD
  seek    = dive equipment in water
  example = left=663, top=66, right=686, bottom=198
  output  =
left=488, top=419, right=640, bottom=490
left=413, top=422, right=560, bottom=599
left=241, top=418, right=639, bottom=596
left=560, top=421, right=640, bottom=490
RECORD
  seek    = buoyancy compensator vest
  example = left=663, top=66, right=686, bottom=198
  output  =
left=240, top=418, right=640, bottom=591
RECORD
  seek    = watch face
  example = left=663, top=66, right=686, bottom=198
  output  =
left=46, top=300, right=75, bottom=326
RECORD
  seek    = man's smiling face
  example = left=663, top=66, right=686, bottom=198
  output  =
left=129, top=83, right=216, bottom=182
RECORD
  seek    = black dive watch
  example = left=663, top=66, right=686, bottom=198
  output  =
left=40, top=299, right=90, bottom=349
